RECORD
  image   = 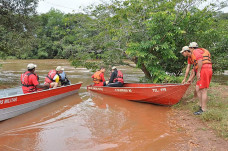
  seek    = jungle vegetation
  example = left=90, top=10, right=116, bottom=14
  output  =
left=0, top=0, right=227, bottom=82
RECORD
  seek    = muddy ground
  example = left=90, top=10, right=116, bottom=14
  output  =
left=169, top=84, right=228, bottom=151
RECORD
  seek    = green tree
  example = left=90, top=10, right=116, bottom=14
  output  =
left=0, top=0, right=39, bottom=58
left=72, top=0, right=227, bottom=82
left=34, top=9, right=99, bottom=59
left=210, top=12, right=228, bottom=73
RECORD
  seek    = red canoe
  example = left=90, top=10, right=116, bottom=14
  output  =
left=0, top=82, right=82, bottom=121
left=87, top=83, right=190, bottom=106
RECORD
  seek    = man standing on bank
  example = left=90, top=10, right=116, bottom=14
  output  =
left=187, top=42, right=213, bottom=115
left=180, top=46, right=195, bottom=84
left=21, top=63, right=49, bottom=94
left=180, top=46, right=197, bottom=98
left=107, top=66, right=124, bottom=87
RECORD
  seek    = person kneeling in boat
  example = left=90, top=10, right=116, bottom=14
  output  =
left=21, top=63, right=49, bottom=94
left=92, top=66, right=107, bottom=86
left=59, top=69, right=71, bottom=86
left=44, top=66, right=64, bottom=88
left=106, top=66, right=124, bottom=87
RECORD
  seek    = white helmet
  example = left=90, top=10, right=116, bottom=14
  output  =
left=27, top=63, right=37, bottom=69
left=56, top=66, right=64, bottom=71
left=180, top=46, right=190, bottom=53
left=189, top=42, right=198, bottom=48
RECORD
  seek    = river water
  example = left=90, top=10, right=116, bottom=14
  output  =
left=0, top=59, right=226, bottom=151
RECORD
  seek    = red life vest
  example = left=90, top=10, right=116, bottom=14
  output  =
left=190, top=48, right=212, bottom=70
left=45, top=70, right=57, bottom=84
left=93, top=71, right=102, bottom=84
left=21, top=71, right=38, bottom=93
left=113, top=70, right=124, bottom=84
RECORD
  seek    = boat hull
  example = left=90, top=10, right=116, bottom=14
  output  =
left=87, top=83, right=190, bottom=106
left=0, top=83, right=82, bottom=121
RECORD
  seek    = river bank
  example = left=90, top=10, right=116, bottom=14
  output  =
left=170, top=82, right=228, bottom=150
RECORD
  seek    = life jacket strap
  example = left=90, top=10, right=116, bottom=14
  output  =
left=22, top=84, right=34, bottom=87
left=47, top=75, right=54, bottom=82
left=21, top=72, right=35, bottom=87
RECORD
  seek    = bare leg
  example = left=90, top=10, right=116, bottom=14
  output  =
left=201, top=88, right=208, bottom=111
left=193, top=85, right=205, bottom=115
left=53, top=82, right=58, bottom=89
left=50, top=82, right=58, bottom=89
left=196, top=85, right=202, bottom=107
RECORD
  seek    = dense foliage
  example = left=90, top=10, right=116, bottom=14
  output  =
left=0, top=0, right=39, bottom=58
left=211, top=12, right=228, bottom=73
left=72, top=0, right=228, bottom=82
left=0, top=0, right=227, bottom=82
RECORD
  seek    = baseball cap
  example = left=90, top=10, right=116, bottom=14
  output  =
left=56, top=66, right=64, bottom=71
left=27, top=63, right=37, bottom=69
left=189, top=42, right=198, bottom=48
left=112, top=66, right=116, bottom=70
left=180, top=46, right=190, bottom=53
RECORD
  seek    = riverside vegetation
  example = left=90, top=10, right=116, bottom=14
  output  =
left=1, top=0, right=228, bottom=82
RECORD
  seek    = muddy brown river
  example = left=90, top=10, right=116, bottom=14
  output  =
left=1, top=59, right=223, bottom=150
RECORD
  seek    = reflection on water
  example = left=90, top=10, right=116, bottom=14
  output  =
left=0, top=92, right=186, bottom=151
left=0, top=94, right=83, bottom=150
left=1, top=59, right=222, bottom=150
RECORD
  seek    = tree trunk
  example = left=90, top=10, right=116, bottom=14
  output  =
left=131, top=57, right=152, bottom=79
left=141, top=63, right=152, bottom=79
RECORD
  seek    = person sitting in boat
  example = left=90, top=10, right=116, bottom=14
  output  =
left=59, top=70, right=71, bottom=86
left=21, top=63, right=49, bottom=94
left=44, top=66, right=64, bottom=88
left=106, top=66, right=124, bottom=87
left=92, top=66, right=107, bottom=86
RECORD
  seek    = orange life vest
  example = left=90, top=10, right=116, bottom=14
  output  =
left=113, top=70, right=124, bottom=84
left=45, top=70, right=57, bottom=84
left=191, top=48, right=212, bottom=70
left=188, top=56, right=193, bottom=64
left=93, top=71, right=102, bottom=84
left=21, top=71, right=38, bottom=93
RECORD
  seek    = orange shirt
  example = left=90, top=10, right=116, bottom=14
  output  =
left=187, top=57, right=193, bottom=64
